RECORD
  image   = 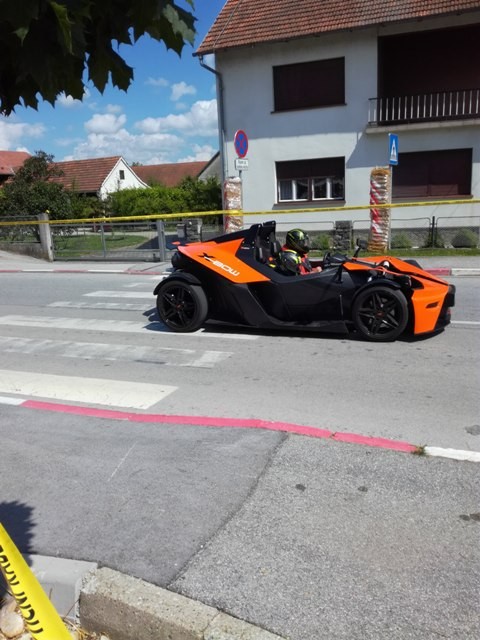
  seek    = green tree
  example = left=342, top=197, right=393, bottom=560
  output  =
left=0, top=151, right=72, bottom=220
left=178, top=176, right=222, bottom=212
left=0, top=0, right=195, bottom=115
left=108, top=178, right=222, bottom=218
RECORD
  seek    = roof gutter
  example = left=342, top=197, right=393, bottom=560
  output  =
left=198, top=55, right=228, bottom=181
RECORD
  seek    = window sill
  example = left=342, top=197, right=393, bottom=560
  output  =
left=271, top=103, right=346, bottom=114
left=392, top=195, right=473, bottom=203
left=273, top=200, right=346, bottom=209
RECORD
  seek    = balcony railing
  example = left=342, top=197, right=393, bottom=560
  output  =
left=368, top=89, right=480, bottom=126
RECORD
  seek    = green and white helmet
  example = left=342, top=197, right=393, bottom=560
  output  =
left=286, top=229, right=311, bottom=255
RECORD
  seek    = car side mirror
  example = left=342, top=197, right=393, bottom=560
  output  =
left=354, top=238, right=368, bottom=257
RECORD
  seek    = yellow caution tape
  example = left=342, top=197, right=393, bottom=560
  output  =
left=0, top=198, right=478, bottom=227
left=0, top=523, right=71, bottom=639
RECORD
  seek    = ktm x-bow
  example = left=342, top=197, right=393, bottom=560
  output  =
left=154, top=220, right=455, bottom=342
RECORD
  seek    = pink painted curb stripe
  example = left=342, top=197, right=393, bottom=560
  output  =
left=331, top=431, right=418, bottom=453
left=21, top=399, right=418, bottom=453
left=426, top=268, right=451, bottom=276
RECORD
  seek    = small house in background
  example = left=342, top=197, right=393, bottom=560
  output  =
left=0, top=151, right=31, bottom=186
left=134, top=152, right=221, bottom=187
left=50, top=156, right=148, bottom=200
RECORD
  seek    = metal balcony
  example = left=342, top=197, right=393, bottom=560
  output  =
left=368, top=89, right=480, bottom=126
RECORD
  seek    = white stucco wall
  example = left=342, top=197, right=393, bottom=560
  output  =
left=215, top=15, right=480, bottom=231
left=99, top=159, right=147, bottom=200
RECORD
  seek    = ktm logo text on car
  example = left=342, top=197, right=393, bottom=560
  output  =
left=200, top=253, right=240, bottom=277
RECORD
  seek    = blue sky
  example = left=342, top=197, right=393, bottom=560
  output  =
left=0, top=1, right=225, bottom=165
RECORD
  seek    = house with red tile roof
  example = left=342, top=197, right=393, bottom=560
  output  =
left=0, top=151, right=31, bottom=186
left=196, top=0, right=480, bottom=230
left=50, top=156, right=147, bottom=199
left=134, top=152, right=220, bottom=187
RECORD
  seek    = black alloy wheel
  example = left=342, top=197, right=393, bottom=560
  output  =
left=352, top=286, right=408, bottom=341
left=157, top=280, right=208, bottom=332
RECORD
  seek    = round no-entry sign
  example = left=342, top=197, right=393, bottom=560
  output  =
left=234, top=130, right=248, bottom=158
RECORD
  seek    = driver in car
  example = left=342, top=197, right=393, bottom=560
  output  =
left=275, top=228, right=322, bottom=275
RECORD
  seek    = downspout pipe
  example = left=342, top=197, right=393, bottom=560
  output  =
left=198, top=55, right=228, bottom=182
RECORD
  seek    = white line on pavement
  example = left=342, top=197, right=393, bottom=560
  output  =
left=0, top=336, right=232, bottom=368
left=84, top=290, right=155, bottom=299
left=451, top=320, right=480, bottom=326
left=0, top=395, right=24, bottom=405
left=0, top=315, right=259, bottom=340
left=49, top=301, right=151, bottom=311
left=424, top=446, right=480, bottom=463
left=0, top=369, right=176, bottom=409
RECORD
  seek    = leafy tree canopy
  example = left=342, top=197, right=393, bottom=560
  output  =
left=0, top=0, right=195, bottom=115
left=0, top=150, right=72, bottom=219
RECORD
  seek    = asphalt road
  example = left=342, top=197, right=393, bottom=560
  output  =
left=0, top=270, right=479, bottom=639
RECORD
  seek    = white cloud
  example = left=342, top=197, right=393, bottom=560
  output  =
left=70, top=128, right=184, bottom=165
left=145, top=77, right=169, bottom=88
left=84, top=113, right=127, bottom=134
left=0, top=118, right=45, bottom=148
left=105, top=104, right=123, bottom=114
left=170, top=81, right=196, bottom=102
left=56, top=88, right=90, bottom=108
left=135, top=100, right=218, bottom=137
left=178, top=144, right=217, bottom=162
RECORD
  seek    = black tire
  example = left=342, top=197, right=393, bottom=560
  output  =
left=156, top=280, right=208, bottom=332
left=352, top=286, right=408, bottom=342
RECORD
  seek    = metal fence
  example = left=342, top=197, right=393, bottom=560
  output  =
left=1, top=212, right=479, bottom=261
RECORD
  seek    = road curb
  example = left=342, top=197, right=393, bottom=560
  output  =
left=0, top=266, right=479, bottom=276
left=79, top=567, right=285, bottom=640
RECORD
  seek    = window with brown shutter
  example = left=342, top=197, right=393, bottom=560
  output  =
left=273, top=58, right=345, bottom=111
left=393, top=149, right=472, bottom=198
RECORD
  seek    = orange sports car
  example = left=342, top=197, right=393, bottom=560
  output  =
left=154, top=220, right=455, bottom=342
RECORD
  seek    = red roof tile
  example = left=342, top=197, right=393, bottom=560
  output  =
left=0, top=151, right=31, bottom=175
left=134, top=161, right=209, bottom=187
left=50, top=156, right=122, bottom=193
left=196, top=0, right=480, bottom=54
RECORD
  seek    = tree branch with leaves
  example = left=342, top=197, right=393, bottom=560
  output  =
left=0, top=0, right=196, bottom=115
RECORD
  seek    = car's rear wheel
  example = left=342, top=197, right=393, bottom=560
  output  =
left=157, top=280, right=208, bottom=332
left=352, top=286, right=408, bottom=342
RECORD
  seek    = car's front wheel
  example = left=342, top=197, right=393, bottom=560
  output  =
left=157, top=280, right=208, bottom=332
left=352, top=286, right=408, bottom=341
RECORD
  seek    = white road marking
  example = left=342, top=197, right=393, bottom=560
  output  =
left=49, top=301, right=151, bottom=311
left=0, top=369, right=176, bottom=409
left=424, top=446, right=480, bottom=463
left=0, top=336, right=232, bottom=368
left=84, top=290, right=154, bottom=299
left=452, top=320, right=480, bottom=326
left=0, top=395, right=24, bottom=405
left=0, top=315, right=258, bottom=340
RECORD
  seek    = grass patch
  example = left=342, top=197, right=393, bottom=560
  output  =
left=54, top=233, right=148, bottom=257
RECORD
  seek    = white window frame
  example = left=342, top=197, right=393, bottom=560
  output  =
left=278, top=176, right=344, bottom=203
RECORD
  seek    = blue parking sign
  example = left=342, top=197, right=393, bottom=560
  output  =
left=388, top=133, right=399, bottom=166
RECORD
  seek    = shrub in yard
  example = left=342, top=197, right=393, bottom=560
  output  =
left=311, top=233, right=331, bottom=250
left=391, top=232, right=412, bottom=249
left=451, top=228, right=478, bottom=248
left=423, top=232, right=445, bottom=248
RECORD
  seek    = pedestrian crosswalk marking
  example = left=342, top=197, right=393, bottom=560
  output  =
left=84, top=290, right=154, bottom=299
left=49, top=301, right=151, bottom=311
left=0, top=369, right=176, bottom=409
left=0, top=315, right=259, bottom=340
left=0, top=336, right=232, bottom=368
